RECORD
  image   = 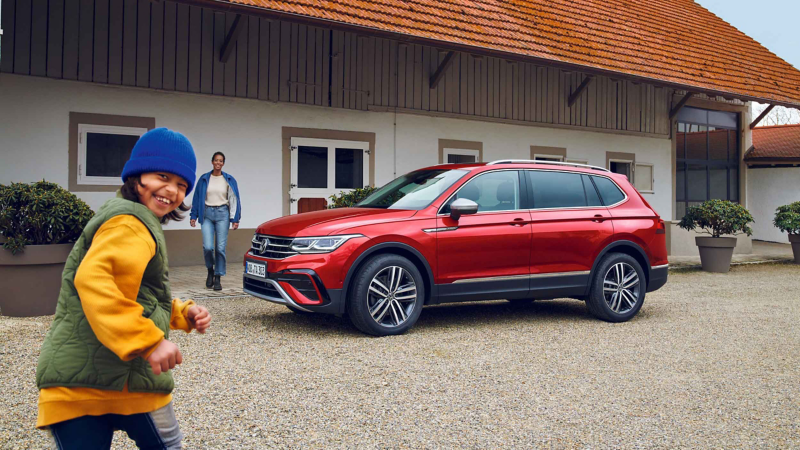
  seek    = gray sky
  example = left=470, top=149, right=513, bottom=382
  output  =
left=696, top=0, right=799, bottom=69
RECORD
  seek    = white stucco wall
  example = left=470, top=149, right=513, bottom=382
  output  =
left=747, top=166, right=800, bottom=243
left=0, top=73, right=674, bottom=231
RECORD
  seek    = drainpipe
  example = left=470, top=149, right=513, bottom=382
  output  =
left=393, top=107, right=398, bottom=178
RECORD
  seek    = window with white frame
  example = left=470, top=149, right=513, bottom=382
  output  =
left=609, top=159, right=633, bottom=180
left=634, top=163, right=654, bottom=193
left=566, top=158, right=588, bottom=166
left=443, top=148, right=480, bottom=164
left=77, top=124, right=148, bottom=185
left=533, top=154, right=565, bottom=162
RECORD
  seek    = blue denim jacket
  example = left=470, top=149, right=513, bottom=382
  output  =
left=190, top=171, right=242, bottom=224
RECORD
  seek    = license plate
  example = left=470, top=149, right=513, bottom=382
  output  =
left=246, top=261, right=266, bottom=278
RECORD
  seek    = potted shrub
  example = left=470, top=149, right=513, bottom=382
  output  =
left=0, top=181, right=94, bottom=316
left=678, top=199, right=754, bottom=273
left=328, top=186, right=377, bottom=208
left=774, top=201, right=800, bottom=263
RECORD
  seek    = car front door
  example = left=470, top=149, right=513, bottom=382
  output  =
left=525, top=170, right=614, bottom=298
left=435, top=170, right=532, bottom=302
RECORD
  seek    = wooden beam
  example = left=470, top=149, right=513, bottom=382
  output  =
left=750, top=104, right=775, bottom=129
left=567, top=76, right=593, bottom=107
left=219, top=14, right=243, bottom=63
left=429, top=51, right=455, bottom=89
left=669, top=91, right=694, bottom=119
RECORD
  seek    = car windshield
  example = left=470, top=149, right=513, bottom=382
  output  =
left=356, top=169, right=469, bottom=210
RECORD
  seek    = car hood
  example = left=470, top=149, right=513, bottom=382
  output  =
left=256, top=208, right=418, bottom=237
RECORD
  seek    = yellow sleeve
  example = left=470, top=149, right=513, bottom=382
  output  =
left=170, top=298, right=196, bottom=332
left=74, top=215, right=164, bottom=362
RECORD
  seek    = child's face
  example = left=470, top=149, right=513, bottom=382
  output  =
left=137, top=172, right=188, bottom=218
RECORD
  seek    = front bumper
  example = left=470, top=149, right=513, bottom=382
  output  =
left=243, top=259, right=345, bottom=314
left=647, top=264, right=669, bottom=292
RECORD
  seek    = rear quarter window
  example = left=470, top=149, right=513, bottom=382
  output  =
left=592, top=176, right=626, bottom=206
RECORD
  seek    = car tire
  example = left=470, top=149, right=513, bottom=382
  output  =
left=586, top=253, right=646, bottom=322
left=347, top=254, right=425, bottom=336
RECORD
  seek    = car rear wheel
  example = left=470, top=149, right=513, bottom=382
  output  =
left=347, top=254, right=425, bottom=336
left=586, top=253, right=646, bottom=322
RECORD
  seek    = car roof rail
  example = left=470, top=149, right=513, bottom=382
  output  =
left=486, top=159, right=611, bottom=172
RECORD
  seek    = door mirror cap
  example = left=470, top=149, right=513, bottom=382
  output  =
left=450, top=198, right=479, bottom=220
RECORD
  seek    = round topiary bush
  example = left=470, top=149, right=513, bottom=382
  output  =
left=774, top=201, right=800, bottom=235
left=678, top=199, right=754, bottom=238
left=0, top=181, right=94, bottom=255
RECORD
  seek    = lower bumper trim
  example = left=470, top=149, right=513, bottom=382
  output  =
left=647, top=265, right=669, bottom=292
left=243, top=276, right=313, bottom=312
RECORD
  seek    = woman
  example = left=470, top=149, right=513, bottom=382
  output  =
left=190, top=152, right=242, bottom=291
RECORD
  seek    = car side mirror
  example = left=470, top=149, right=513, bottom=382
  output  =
left=449, top=198, right=479, bottom=221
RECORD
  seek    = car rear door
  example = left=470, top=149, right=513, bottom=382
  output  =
left=525, top=170, right=614, bottom=298
left=435, top=169, right=532, bottom=302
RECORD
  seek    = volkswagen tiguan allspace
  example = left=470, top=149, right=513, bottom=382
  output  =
left=244, top=160, right=668, bottom=336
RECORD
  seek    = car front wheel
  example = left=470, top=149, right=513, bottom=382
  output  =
left=586, top=253, right=646, bottom=322
left=347, top=254, right=425, bottom=336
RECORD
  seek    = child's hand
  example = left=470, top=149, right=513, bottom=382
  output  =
left=187, top=305, right=211, bottom=333
left=147, top=340, right=183, bottom=375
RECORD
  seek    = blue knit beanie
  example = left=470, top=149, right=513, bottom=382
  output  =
left=122, top=128, right=197, bottom=194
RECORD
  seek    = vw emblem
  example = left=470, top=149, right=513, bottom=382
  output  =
left=259, top=237, right=270, bottom=253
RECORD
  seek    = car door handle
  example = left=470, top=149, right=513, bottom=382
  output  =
left=592, top=214, right=606, bottom=223
left=510, top=218, right=526, bottom=226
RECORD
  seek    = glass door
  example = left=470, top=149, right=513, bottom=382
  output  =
left=290, top=138, right=370, bottom=214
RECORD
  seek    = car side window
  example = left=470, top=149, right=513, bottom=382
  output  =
left=442, top=170, right=520, bottom=214
left=582, top=175, right=603, bottom=207
left=591, top=176, right=626, bottom=206
left=527, top=170, right=587, bottom=209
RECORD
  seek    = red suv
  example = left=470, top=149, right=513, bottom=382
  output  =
left=244, top=160, right=668, bottom=336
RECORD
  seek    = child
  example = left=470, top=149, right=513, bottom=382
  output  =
left=35, top=127, right=211, bottom=449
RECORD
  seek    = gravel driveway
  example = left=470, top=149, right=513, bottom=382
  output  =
left=2, top=263, right=799, bottom=449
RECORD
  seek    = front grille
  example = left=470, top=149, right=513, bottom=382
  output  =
left=250, top=234, right=298, bottom=259
left=244, top=277, right=282, bottom=300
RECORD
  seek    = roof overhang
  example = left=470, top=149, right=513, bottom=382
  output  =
left=174, top=0, right=800, bottom=110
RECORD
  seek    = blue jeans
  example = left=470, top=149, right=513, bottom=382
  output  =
left=48, top=402, right=182, bottom=449
left=202, top=205, right=230, bottom=276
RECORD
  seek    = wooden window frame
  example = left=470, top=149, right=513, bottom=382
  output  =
left=533, top=154, right=565, bottom=162
left=439, top=139, right=483, bottom=164
left=443, top=148, right=481, bottom=164
left=530, top=146, right=566, bottom=161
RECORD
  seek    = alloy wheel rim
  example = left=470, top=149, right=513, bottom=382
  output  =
left=602, top=262, right=640, bottom=314
left=367, top=266, right=417, bottom=328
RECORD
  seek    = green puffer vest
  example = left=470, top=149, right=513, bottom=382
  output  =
left=36, top=196, right=174, bottom=393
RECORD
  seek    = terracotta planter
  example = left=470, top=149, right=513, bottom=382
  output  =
left=0, top=243, right=74, bottom=317
left=695, top=236, right=737, bottom=273
left=790, top=234, right=800, bottom=264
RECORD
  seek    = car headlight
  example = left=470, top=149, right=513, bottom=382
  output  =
left=290, top=234, right=364, bottom=254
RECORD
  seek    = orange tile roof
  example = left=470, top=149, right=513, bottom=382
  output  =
left=748, top=125, right=800, bottom=160
left=223, top=0, right=800, bottom=107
